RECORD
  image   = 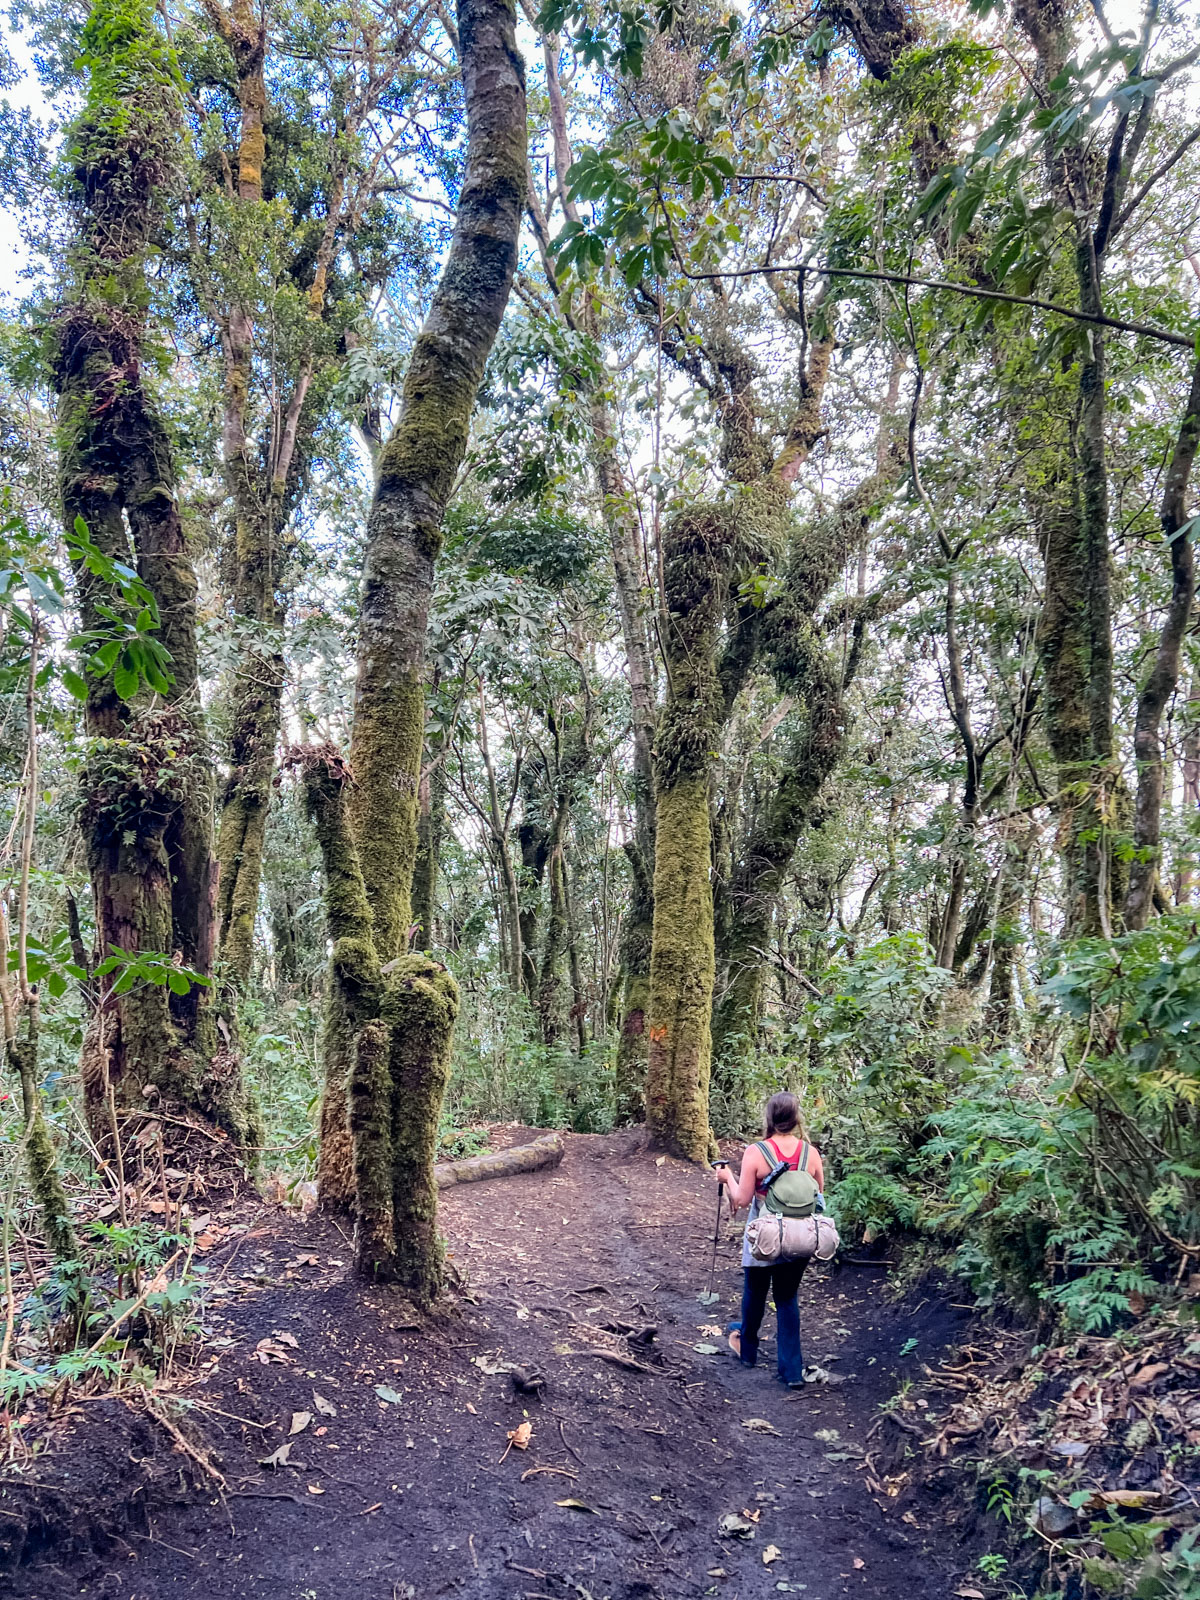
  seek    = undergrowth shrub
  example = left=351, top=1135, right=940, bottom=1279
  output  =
left=785, top=920, right=1200, bottom=1332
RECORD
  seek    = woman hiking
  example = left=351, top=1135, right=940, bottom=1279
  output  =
left=713, top=1092, right=825, bottom=1387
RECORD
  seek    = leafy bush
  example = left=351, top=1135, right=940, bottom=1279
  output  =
left=781, top=920, right=1200, bottom=1332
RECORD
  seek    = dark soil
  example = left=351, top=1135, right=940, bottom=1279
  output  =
left=2, top=1131, right=981, bottom=1600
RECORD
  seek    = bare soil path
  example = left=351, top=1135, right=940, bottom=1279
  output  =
left=4, top=1132, right=975, bottom=1600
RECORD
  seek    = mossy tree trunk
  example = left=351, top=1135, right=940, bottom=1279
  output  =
left=348, top=0, right=526, bottom=966
left=302, top=750, right=459, bottom=1302
left=645, top=510, right=729, bottom=1161
left=2, top=631, right=78, bottom=1272
left=526, top=36, right=658, bottom=1106
left=54, top=0, right=246, bottom=1148
left=1016, top=0, right=1144, bottom=937
left=311, top=0, right=525, bottom=1297
left=201, top=0, right=365, bottom=990
left=614, top=839, right=653, bottom=1123
left=644, top=318, right=834, bottom=1159
left=517, top=805, right=550, bottom=1004
left=535, top=714, right=590, bottom=1049
left=204, top=0, right=289, bottom=990
left=712, top=459, right=898, bottom=1098
left=1125, top=355, right=1200, bottom=928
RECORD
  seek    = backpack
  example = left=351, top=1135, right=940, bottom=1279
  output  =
left=755, top=1140, right=820, bottom=1219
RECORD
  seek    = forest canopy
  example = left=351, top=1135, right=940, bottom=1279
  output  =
left=1, top=0, right=1200, bottom=1395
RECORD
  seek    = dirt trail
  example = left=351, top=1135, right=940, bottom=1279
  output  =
left=6, top=1132, right=974, bottom=1600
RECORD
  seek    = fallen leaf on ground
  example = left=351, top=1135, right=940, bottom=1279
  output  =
left=697, top=1290, right=721, bottom=1306
left=259, top=1442, right=293, bottom=1468
left=693, top=1343, right=721, bottom=1355
left=741, top=1508, right=762, bottom=1523
left=272, top=1330, right=300, bottom=1349
left=374, top=1385, right=404, bottom=1405
left=718, top=1513, right=756, bottom=1539
left=253, top=1337, right=296, bottom=1365
left=706, top=1569, right=726, bottom=1579
left=1130, top=1362, right=1169, bottom=1390
left=813, top=1427, right=840, bottom=1444
left=555, top=1498, right=598, bottom=1513
left=289, top=1411, right=312, bottom=1436
left=955, top=1589, right=985, bottom=1598
left=763, top=1544, right=782, bottom=1565
left=742, top=1418, right=782, bottom=1436
left=852, top=1558, right=865, bottom=1570
left=655, top=1156, right=666, bottom=1166
left=1095, top=1488, right=1165, bottom=1510
left=307, top=1484, right=324, bottom=1495
left=312, top=1391, right=336, bottom=1417
left=506, top=1421, right=532, bottom=1451
left=698, top=1325, right=724, bottom=1337
left=465, top=1402, right=477, bottom=1415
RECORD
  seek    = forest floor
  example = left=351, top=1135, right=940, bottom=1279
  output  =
left=2, top=1129, right=995, bottom=1600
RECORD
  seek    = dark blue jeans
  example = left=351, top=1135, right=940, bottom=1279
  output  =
left=737, top=1261, right=807, bottom=1384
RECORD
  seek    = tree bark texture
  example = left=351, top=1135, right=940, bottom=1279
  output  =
left=55, top=0, right=244, bottom=1146
left=309, top=0, right=525, bottom=1297
left=302, top=750, right=460, bottom=1303
left=349, top=0, right=526, bottom=965
left=645, top=511, right=730, bottom=1161
left=204, top=0, right=290, bottom=990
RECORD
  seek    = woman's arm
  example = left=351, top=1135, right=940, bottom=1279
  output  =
left=716, top=1145, right=766, bottom=1211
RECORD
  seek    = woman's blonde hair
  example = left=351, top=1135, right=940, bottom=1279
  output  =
left=764, top=1092, right=804, bottom=1138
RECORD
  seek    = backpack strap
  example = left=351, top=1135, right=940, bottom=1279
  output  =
left=798, top=1140, right=811, bottom=1174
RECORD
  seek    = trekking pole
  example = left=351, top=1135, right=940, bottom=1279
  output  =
left=704, top=1160, right=729, bottom=1301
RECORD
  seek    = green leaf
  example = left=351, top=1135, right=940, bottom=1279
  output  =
left=112, top=664, right=139, bottom=701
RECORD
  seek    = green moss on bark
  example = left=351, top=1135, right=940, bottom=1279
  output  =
left=7, top=1014, right=79, bottom=1268
left=350, top=1018, right=396, bottom=1276
left=383, top=955, right=459, bottom=1304
left=646, top=776, right=716, bottom=1163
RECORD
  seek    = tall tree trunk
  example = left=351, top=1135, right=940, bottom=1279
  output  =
left=205, top=0, right=285, bottom=990
left=1016, top=0, right=1120, bottom=936
left=645, top=510, right=729, bottom=1161
left=615, top=839, right=653, bottom=1122
left=527, top=32, right=659, bottom=1107
left=348, top=0, right=526, bottom=966
left=312, top=0, right=525, bottom=1298
left=517, top=805, right=550, bottom=1003
left=55, top=0, right=245, bottom=1146
left=1125, top=356, right=1200, bottom=927
left=711, top=453, right=897, bottom=1092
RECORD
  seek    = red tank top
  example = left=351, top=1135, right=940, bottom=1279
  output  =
left=754, top=1137, right=808, bottom=1197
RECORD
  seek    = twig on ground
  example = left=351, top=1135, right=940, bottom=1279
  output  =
left=141, top=1398, right=227, bottom=1488
left=557, top=1416, right=586, bottom=1467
